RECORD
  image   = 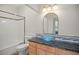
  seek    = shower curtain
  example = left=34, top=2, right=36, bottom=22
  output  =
left=0, top=18, right=24, bottom=51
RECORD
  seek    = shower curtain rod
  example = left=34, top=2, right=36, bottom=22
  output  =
left=0, top=16, right=24, bottom=20
left=0, top=9, right=25, bottom=20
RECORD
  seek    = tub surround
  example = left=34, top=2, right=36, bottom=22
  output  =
left=28, top=37, right=79, bottom=55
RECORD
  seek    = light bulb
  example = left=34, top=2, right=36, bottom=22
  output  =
left=42, top=8, right=47, bottom=12
left=47, top=7, right=52, bottom=11
left=53, top=5, right=58, bottom=10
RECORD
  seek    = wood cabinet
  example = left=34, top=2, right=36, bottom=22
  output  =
left=37, top=43, right=47, bottom=55
left=56, top=48, right=79, bottom=55
left=37, top=49, right=46, bottom=55
left=28, top=41, right=79, bottom=55
left=28, top=42, right=37, bottom=55
left=47, top=46, right=56, bottom=54
left=46, top=52, right=55, bottom=55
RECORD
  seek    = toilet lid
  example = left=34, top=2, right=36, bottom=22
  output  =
left=16, top=44, right=29, bottom=49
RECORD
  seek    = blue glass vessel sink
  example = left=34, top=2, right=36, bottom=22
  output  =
left=40, top=34, right=55, bottom=43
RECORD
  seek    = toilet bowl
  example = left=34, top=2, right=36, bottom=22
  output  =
left=16, top=44, right=29, bottom=55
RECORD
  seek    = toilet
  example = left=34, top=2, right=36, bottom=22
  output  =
left=16, top=44, right=29, bottom=55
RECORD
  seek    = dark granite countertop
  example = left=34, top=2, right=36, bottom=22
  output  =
left=28, top=37, right=79, bottom=52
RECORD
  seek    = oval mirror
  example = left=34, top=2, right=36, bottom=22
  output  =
left=43, top=13, right=59, bottom=35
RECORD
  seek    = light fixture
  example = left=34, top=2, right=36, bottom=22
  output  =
left=42, top=5, right=57, bottom=14
left=42, top=7, right=52, bottom=13
left=47, top=7, right=52, bottom=11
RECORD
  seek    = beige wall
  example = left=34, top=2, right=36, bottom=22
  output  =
left=53, top=4, right=79, bottom=36
left=19, top=4, right=79, bottom=36
left=18, top=5, right=43, bottom=36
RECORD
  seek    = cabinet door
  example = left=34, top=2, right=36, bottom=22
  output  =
left=37, top=43, right=47, bottom=55
left=56, top=48, right=79, bottom=55
left=46, top=46, right=56, bottom=55
left=47, top=46, right=56, bottom=54
left=29, top=42, right=37, bottom=55
left=37, top=49, right=46, bottom=55
left=37, top=43, right=56, bottom=55
left=37, top=43, right=47, bottom=50
left=29, top=45, right=36, bottom=55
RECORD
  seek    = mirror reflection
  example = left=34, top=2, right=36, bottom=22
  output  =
left=43, top=13, right=59, bottom=35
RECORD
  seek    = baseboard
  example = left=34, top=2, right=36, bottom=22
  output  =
left=0, top=41, right=23, bottom=51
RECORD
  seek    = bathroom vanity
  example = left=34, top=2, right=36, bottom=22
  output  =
left=28, top=8, right=79, bottom=55
left=28, top=37, right=79, bottom=55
